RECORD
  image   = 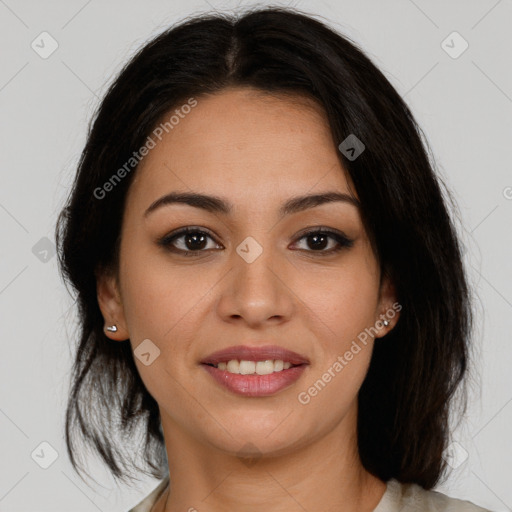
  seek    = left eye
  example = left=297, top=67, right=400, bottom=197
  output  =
left=157, top=227, right=353, bottom=257
left=291, top=229, right=353, bottom=254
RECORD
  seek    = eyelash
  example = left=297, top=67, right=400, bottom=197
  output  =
left=157, top=226, right=354, bottom=257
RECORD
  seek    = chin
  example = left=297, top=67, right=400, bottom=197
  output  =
left=204, top=422, right=307, bottom=460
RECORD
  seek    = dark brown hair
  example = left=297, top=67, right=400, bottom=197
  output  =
left=55, top=6, right=474, bottom=489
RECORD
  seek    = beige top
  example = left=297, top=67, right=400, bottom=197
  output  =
left=127, top=476, right=492, bottom=512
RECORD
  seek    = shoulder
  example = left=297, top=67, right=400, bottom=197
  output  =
left=376, top=479, right=493, bottom=512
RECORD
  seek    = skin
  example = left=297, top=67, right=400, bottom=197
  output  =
left=97, top=86, right=400, bottom=512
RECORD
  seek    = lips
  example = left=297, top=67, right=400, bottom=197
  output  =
left=201, top=344, right=310, bottom=366
left=200, top=344, right=309, bottom=397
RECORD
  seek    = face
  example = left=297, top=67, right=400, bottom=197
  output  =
left=97, top=87, right=398, bottom=460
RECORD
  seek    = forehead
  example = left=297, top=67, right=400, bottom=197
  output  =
left=129, top=87, right=355, bottom=208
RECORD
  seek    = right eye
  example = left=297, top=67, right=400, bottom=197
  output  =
left=157, top=227, right=223, bottom=257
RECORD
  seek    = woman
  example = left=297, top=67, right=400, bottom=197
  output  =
left=55, top=6, right=492, bottom=512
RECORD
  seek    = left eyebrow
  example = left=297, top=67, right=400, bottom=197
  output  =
left=144, top=191, right=360, bottom=218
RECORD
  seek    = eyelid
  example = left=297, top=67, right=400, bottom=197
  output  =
left=294, top=225, right=351, bottom=240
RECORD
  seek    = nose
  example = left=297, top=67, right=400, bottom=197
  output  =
left=214, top=239, right=295, bottom=328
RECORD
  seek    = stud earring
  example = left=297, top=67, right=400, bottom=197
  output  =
left=105, top=324, right=118, bottom=332
left=383, top=320, right=390, bottom=327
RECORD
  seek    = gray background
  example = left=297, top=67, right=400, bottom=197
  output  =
left=0, top=0, right=511, bottom=510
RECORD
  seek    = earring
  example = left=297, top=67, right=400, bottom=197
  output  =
left=105, top=324, right=118, bottom=332
left=383, top=320, right=390, bottom=327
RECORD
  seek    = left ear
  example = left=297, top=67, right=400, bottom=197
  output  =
left=374, top=272, right=400, bottom=339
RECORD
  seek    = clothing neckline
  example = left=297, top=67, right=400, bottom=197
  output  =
left=373, top=478, right=403, bottom=511
left=149, top=477, right=169, bottom=511
left=139, top=476, right=401, bottom=512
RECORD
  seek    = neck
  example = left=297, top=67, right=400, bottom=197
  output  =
left=153, top=405, right=386, bottom=512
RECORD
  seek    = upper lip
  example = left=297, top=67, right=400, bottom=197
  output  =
left=201, top=345, right=310, bottom=365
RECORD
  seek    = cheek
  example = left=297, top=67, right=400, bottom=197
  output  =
left=119, top=242, right=211, bottom=341
left=297, top=263, right=380, bottom=346
left=299, top=352, right=371, bottom=433
left=296, top=278, right=376, bottom=419
left=119, top=247, right=207, bottom=405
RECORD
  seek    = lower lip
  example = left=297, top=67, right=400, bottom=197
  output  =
left=201, top=364, right=307, bottom=397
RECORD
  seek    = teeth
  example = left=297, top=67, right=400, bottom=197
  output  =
left=226, top=360, right=239, bottom=373
left=213, top=359, right=295, bottom=374
left=239, top=360, right=256, bottom=375
left=256, top=360, right=274, bottom=375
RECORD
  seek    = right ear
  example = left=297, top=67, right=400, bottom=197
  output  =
left=95, top=266, right=129, bottom=341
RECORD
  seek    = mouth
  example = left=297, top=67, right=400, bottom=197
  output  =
left=200, top=345, right=309, bottom=397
